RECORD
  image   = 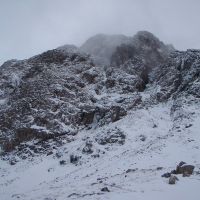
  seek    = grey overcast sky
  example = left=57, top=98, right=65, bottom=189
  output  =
left=0, top=0, right=200, bottom=65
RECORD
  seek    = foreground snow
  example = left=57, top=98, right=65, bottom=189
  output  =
left=0, top=101, right=200, bottom=200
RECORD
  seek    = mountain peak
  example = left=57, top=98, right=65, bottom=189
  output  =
left=0, top=30, right=200, bottom=200
left=80, top=31, right=174, bottom=66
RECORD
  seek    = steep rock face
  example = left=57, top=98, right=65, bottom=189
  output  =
left=111, top=31, right=174, bottom=67
left=83, top=31, right=174, bottom=95
left=0, top=46, right=131, bottom=153
left=0, top=47, right=95, bottom=151
left=152, top=49, right=200, bottom=101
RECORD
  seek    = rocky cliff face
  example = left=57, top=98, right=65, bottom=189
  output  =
left=111, top=31, right=174, bottom=67
left=153, top=49, right=200, bottom=101
left=0, top=31, right=199, bottom=159
left=0, top=46, right=94, bottom=151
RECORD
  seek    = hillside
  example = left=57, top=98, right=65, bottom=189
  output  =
left=0, top=31, right=200, bottom=200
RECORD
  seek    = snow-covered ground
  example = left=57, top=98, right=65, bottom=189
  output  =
left=0, top=101, right=200, bottom=200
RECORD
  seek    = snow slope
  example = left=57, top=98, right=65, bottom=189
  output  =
left=1, top=98, right=200, bottom=200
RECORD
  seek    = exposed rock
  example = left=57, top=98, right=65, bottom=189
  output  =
left=126, top=168, right=138, bottom=173
left=0, top=46, right=95, bottom=152
left=81, top=68, right=98, bottom=84
left=96, top=127, right=126, bottom=145
left=161, top=172, right=171, bottom=178
left=104, top=65, right=148, bottom=93
left=1, top=31, right=200, bottom=158
left=70, top=154, right=80, bottom=164
left=56, top=152, right=63, bottom=158
left=44, top=197, right=56, bottom=200
left=153, top=124, right=158, bottom=128
left=59, top=160, right=66, bottom=165
left=80, top=107, right=96, bottom=125
left=9, top=158, right=18, bottom=165
left=47, top=151, right=53, bottom=156
left=109, top=106, right=127, bottom=122
left=111, top=31, right=173, bottom=67
left=169, top=175, right=179, bottom=185
left=82, top=141, right=93, bottom=154
left=91, top=154, right=100, bottom=158
left=105, top=79, right=115, bottom=88
left=1, top=30, right=200, bottom=199
left=153, top=49, right=200, bottom=101
left=176, top=163, right=195, bottom=175
left=94, top=105, right=127, bottom=126
left=139, top=135, right=146, bottom=142
left=178, top=161, right=186, bottom=167
left=185, top=124, right=192, bottom=128
left=162, top=162, right=195, bottom=179
left=101, top=187, right=110, bottom=192
left=183, top=171, right=191, bottom=177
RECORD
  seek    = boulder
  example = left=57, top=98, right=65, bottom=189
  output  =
left=59, top=160, right=66, bottom=165
left=70, top=154, right=80, bottom=164
left=161, top=172, right=171, bottom=178
left=169, top=175, right=179, bottom=185
left=101, top=187, right=110, bottom=192
left=176, top=163, right=195, bottom=175
left=56, top=152, right=63, bottom=158
left=82, top=141, right=93, bottom=154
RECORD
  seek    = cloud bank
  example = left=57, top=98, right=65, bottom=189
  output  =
left=1, top=0, right=200, bottom=64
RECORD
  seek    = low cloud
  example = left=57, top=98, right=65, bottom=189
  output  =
left=1, top=0, right=200, bottom=64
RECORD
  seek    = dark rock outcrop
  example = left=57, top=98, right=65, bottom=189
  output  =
left=162, top=172, right=171, bottom=178
left=70, top=154, right=80, bottom=164
left=95, top=127, right=126, bottom=145
left=169, top=175, right=179, bottom=185
left=82, top=141, right=93, bottom=154
left=101, top=187, right=110, bottom=192
left=176, top=162, right=195, bottom=176
left=153, top=49, right=200, bottom=101
left=162, top=162, right=195, bottom=179
left=111, top=31, right=173, bottom=68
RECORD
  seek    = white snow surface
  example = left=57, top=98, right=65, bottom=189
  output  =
left=0, top=101, right=200, bottom=200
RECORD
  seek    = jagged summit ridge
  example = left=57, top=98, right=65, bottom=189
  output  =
left=80, top=31, right=174, bottom=66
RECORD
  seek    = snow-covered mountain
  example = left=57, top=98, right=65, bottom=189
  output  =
left=0, top=31, right=200, bottom=200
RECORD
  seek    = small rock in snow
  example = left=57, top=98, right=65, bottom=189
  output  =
left=59, top=160, right=66, bottom=165
left=101, top=187, right=110, bottom=192
left=161, top=172, right=171, bottom=178
left=169, top=175, right=179, bottom=185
